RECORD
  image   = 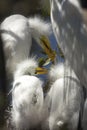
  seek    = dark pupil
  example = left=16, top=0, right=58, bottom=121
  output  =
left=14, top=82, right=21, bottom=88
left=24, top=72, right=31, bottom=75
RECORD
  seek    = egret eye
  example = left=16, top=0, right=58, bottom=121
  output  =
left=14, top=82, right=21, bottom=88
left=24, top=71, right=31, bottom=76
left=28, top=72, right=31, bottom=75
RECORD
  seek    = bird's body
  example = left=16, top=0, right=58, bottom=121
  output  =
left=50, top=0, right=87, bottom=88
left=10, top=58, right=46, bottom=129
left=11, top=75, right=44, bottom=129
left=44, top=63, right=84, bottom=130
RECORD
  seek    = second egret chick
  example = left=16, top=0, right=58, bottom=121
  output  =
left=0, top=14, right=51, bottom=78
left=44, top=63, right=84, bottom=130
left=10, top=58, right=47, bottom=129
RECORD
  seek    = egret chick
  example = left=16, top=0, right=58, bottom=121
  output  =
left=0, top=14, right=51, bottom=77
left=45, top=63, right=84, bottom=130
left=10, top=58, right=47, bottom=129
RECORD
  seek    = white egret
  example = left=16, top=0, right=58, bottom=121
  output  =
left=44, top=63, right=84, bottom=130
left=50, top=0, right=87, bottom=88
left=0, top=14, right=52, bottom=79
left=10, top=58, right=47, bottom=130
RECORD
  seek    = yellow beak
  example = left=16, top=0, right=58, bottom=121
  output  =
left=40, top=35, right=56, bottom=62
left=35, top=67, right=48, bottom=75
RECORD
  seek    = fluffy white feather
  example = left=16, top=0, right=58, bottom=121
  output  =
left=14, top=58, right=38, bottom=80
left=11, top=75, right=44, bottom=129
left=48, top=63, right=78, bottom=83
left=28, top=16, right=52, bottom=39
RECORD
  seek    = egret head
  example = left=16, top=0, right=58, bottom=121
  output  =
left=14, top=57, right=48, bottom=80
left=48, top=63, right=64, bottom=83
left=10, top=57, right=48, bottom=129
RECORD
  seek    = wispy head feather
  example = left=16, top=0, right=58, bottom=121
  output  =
left=28, top=16, right=52, bottom=39
left=14, top=57, right=38, bottom=79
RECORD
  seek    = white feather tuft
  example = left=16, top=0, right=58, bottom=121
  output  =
left=14, top=58, right=38, bottom=80
left=48, top=63, right=78, bottom=83
left=28, top=16, right=52, bottom=40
